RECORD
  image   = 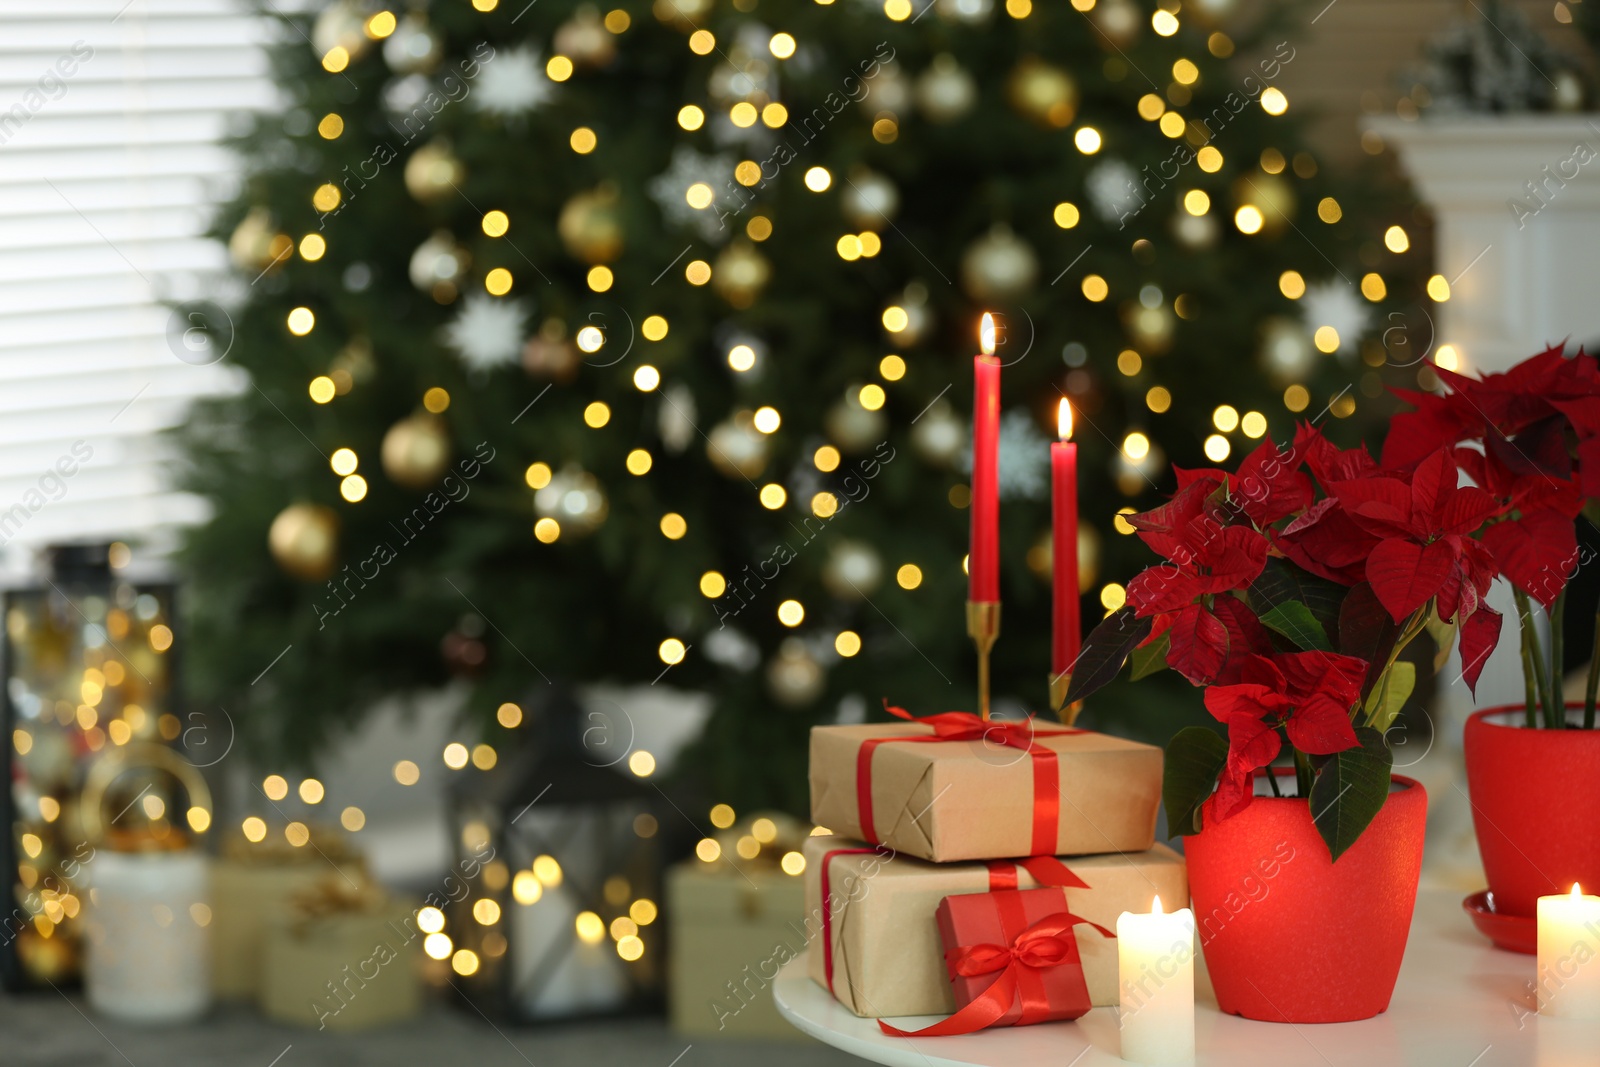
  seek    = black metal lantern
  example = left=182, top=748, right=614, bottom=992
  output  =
left=1, top=544, right=182, bottom=991
left=444, top=685, right=666, bottom=1021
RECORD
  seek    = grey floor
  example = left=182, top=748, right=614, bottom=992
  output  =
left=0, top=994, right=865, bottom=1066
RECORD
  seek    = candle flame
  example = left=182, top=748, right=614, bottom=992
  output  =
left=979, top=312, right=996, bottom=356
left=1151, top=895, right=1163, bottom=916
left=1058, top=399, right=1074, bottom=441
left=1574, top=883, right=1585, bottom=898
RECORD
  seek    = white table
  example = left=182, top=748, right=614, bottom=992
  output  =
left=773, top=889, right=1598, bottom=1066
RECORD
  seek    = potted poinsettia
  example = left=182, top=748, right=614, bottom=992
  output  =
left=1385, top=346, right=1600, bottom=923
left=1068, top=425, right=1504, bottom=1023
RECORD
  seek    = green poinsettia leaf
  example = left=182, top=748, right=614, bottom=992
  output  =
left=1310, top=726, right=1394, bottom=862
left=1250, top=559, right=1346, bottom=644
left=1338, top=581, right=1401, bottom=699
left=1163, top=726, right=1228, bottom=836
left=1063, top=607, right=1151, bottom=705
left=1258, top=600, right=1333, bottom=652
left=1363, top=660, right=1416, bottom=733
left=1130, top=632, right=1171, bottom=681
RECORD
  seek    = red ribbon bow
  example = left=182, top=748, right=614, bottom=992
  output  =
left=819, top=850, right=1097, bottom=1002
left=856, top=702, right=1083, bottom=857
left=878, top=901, right=1113, bottom=1037
left=948, top=915, right=1082, bottom=977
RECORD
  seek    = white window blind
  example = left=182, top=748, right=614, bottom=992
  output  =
left=0, top=0, right=279, bottom=571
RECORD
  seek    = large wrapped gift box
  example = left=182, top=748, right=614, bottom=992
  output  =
left=809, top=718, right=1162, bottom=863
left=210, top=832, right=366, bottom=1002
left=666, top=857, right=809, bottom=1038
left=802, top=833, right=1186, bottom=1018
left=259, top=881, right=422, bottom=1032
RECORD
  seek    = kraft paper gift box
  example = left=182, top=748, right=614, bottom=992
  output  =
left=802, top=833, right=1187, bottom=1019
left=259, top=883, right=422, bottom=1032
left=210, top=833, right=367, bottom=1002
left=666, top=859, right=809, bottom=1038
left=809, top=719, right=1162, bottom=863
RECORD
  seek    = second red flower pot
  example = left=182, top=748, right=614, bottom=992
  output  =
left=1463, top=706, right=1600, bottom=918
left=1185, top=772, right=1427, bottom=1023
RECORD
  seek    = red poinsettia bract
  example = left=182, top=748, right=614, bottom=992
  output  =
left=1202, top=652, right=1366, bottom=820
left=1123, top=477, right=1271, bottom=685
left=1326, top=450, right=1501, bottom=624
left=1386, top=347, right=1593, bottom=610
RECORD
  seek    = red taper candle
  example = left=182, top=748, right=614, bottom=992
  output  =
left=1051, top=399, right=1080, bottom=680
left=969, top=313, right=1000, bottom=603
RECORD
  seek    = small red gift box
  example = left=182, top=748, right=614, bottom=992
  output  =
left=879, top=887, right=1112, bottom=1037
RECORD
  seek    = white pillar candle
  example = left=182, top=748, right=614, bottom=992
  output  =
left=1537, top=883, right=1600, bottom=1018
left=1117, top=895, right=1195, bottom=1065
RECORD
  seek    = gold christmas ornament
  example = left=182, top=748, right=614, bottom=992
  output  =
left=522, top=318, right=580, bottom=380
left=1115, top=441, right=1163, bottom=496
left=404, top=141, right=464, bottom=203
left=1077, top=524, right=1101, bottom=592
left=707, top=413, right=770, bottom=479
left=534, top=466, right=609, bottom=537
left=1026, top=529, right=1052, bottom=582
left=408, top=230, right=469, bottom=291
left=909, top=398, right=964, bottom=465
left=822, top=541, right=883, bottom=600
left=1091, top=0, right=1141, bottom=48
left=381, top=414, right=452, bottom=489
left=312, top=0, right=372, bottom=62
left=1007, top=58, right=1077, bottom=128
left=331, top=337, right=376, bottom=385
left=554, top=5, right=616, bottom=68
left=382, top=13, right=443, bottom=75
left=228, top=208, right=292, bottom=273
left=960, top=225, right=1038, bottom=301
left=840, top=170, right=899, bottom=230
left=1173, top=210, right=1220, bottom=249
left=825, top=392, right=888, bottom=453
left=1026, top=523, right=1101, bottom=590
left=916, top=54, right=977, bottom=123
left=653, top=0, right=713, bottom=30
left=712, top=241, right=771, bottom=308
left=1190, top=0, right=1239, bottom=21
left=1125, top=303, right=1175, bottom=354
left=767, top=638, right=825, bottom=708
left=1234, top=173, right=1295, bottom=234
left=883, top=280, right=933, bottom=346
left=269, top=503, right=340, bottom=582
left=558, top=185, right=625, bottom=264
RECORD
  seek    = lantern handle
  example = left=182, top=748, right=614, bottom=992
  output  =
left=79, top=741, right=213, bottom=847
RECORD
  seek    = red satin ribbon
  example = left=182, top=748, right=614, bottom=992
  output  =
left=820, top=850, right=1091, bottom=999
left=819, top=847, right=879, bottom=996
left=985, top=856, right=1090, bottom=892
left=878, top=899, right=1114, bottom=1038
left=855, top=702, right=1083, bottom=857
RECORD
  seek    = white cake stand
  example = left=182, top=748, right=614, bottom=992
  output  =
left=773, top=888, right=1592, bottom=1066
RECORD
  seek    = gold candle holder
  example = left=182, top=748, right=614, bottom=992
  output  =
left=1049, top=671, right=1083, bottom=727
left=966, top=600, right=1001, bottom=721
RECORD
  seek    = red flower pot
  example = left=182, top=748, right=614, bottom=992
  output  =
left=1463, top=706, right=1600, bottom=918
left=1185, top=772, right=1427, bottom=1023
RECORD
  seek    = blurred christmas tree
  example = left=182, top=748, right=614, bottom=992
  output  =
left=180, top=0, right=1428, bottom=811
